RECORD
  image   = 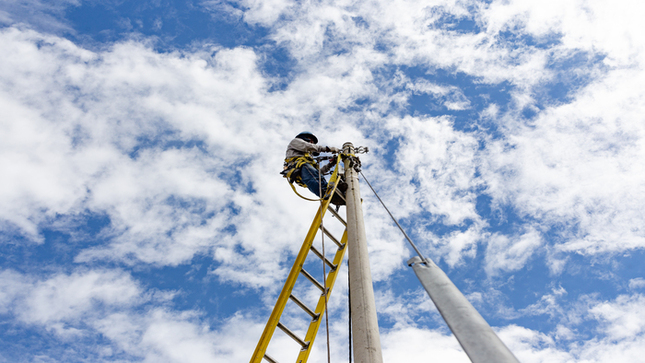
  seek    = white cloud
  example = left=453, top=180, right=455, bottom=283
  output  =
left=20, top=270, right=143, bottom=328
left=629, top=278, right=645, bottom=290
left=387, top=115, right=481, bottom=226
left=573, top=293, right=645, bottom=362
left=482, top=0, right=645, bottom=67
left=482, top=65, right=645, bottom=255
left=200, top=1, right=245, bottom=21
left=361, top=196, right=413, bottom=282
left=195, top=0, right=645, bottom=268
left=359, top=114, right=484, bottom=267
left=470, top=1, right=645, bottom=260
left=250, top=0, right=556, bottom=90
left=432, top=222, right=483, bottom=267
left=190, top=0, right=645, bottom=271
left=0, top=270, right=32, bottom=314
left=406, top=77, right=472, bottom=110
left=0, top=27, right=354, bottom=288
left=3, top=1, right=645, bottom=361
left=496, top=293, right=645, bottom=363
left=0, top=18, right=484, bottom=288
left=0, top=269, right=144, bottom=334
left=485, top=227, right=542, bottom=275
left=0, top=268, right=267, bottom=362
left=497, top=325, right=574, bottom=363
left=589, top=294, right=645, bottom=341
left=7, top=0, right=644, bottom=277
left=520, top=285, right=568, bottom=319
left=382, top=326, right=469, bottom=362
left=0, top=0, right=78, bottom=33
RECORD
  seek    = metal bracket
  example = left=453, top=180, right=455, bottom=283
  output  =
left=355, top=146, right=369, bottom=154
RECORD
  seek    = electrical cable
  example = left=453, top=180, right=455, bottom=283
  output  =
left=347, top=258, right=352, bottom=363
left=358, top=170, right=427, bottom=262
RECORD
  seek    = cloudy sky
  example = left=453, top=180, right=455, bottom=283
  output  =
left=1, top=0, right=645, bottom=362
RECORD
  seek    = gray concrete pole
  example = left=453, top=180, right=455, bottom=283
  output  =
left=408, top=256, right=520, bottom=363
left=343, top=142, right=383, bottom=363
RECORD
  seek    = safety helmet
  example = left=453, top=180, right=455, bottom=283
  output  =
left=296, top=131, right=318, bottom=144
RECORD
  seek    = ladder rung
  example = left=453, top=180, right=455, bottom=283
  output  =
left=290, top=294, right=319, bottom=320
left=327, top=206, right=347, bottom=226
left=310, top=245, right=337, bottom=271
left=320, top=226, right=343, bottom=248
left=264, top=353, right=278, bottom=363
left=277, top=322, right=309, bottom=349
left=300, top=268, right=325, bottom=292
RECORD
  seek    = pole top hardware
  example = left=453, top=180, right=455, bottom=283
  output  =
left=355, top=146, right=369, bottom=154
left=341, top=143, right=368, bottom=172
left=407, top=256, right=423, bottom=266
left=343, top=154, right=362, bottom=172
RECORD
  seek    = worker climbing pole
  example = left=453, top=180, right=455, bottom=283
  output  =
left=252, top=133, right=518, bottom=363
left=281, top=132, right=346, bottom=205
left=250, top=137, right=381, bottom=363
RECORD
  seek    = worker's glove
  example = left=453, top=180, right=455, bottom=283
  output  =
left=327, top=146, right=340, bottom=153
left=320, top=162, right=334, bottom=174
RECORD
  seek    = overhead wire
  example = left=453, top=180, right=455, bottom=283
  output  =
left=347, top=258, right=352, bottom=363
left=358, top=170, right=427, bottom=262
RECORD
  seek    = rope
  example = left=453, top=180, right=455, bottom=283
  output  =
left=288, top=182, right=322, bottom=202
left=358, top=170, right=427, bottom=261
left=318, top=163, right=332, bottom=363
left=286, top=154, right=337, bottom=202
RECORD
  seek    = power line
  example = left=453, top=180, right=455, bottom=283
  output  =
left=358, top=170, right=427, bottom=262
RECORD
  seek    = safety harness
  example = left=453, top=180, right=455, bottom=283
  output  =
left=281, top=153, right=317, bottom=189
left=281, top=153, right=343, bottom=203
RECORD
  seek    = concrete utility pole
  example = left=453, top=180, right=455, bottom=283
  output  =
left=408, top=256, right=520, bottom=363
left=343, top=142, right=384, bottom=363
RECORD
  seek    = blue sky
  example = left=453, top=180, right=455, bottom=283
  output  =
left=1, top=0, right=645, bottom=362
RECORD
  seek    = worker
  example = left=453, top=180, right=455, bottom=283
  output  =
left=283, top=132, right=345, bottom=204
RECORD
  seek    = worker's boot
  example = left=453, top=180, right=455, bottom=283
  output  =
left=330, top=178, right=347, bottom=206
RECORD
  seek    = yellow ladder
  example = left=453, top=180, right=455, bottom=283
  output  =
left=251, top=156, right=347, bottom=363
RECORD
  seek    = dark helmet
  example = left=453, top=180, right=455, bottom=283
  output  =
left=296, top=131, right=318, bottom=144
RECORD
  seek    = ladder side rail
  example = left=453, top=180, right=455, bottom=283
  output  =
left=251, top=154, right=344, bottom=363
left=250, top=205, right=329, bottom=363
left=295, top=230, right=349, bottom=363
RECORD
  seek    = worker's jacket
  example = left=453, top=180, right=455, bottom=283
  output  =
left=282, top=138, right=330, bottom=187
left=284, top=138, right=328, bottom=159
